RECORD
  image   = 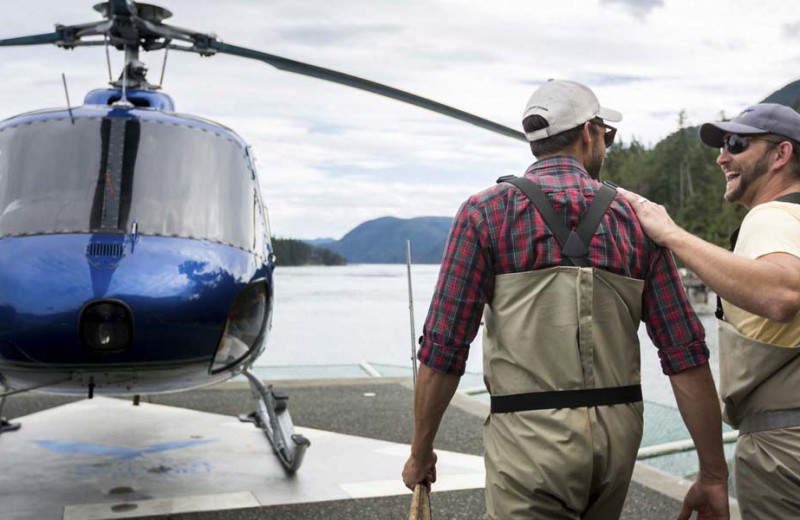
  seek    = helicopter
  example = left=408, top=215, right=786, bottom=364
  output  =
left=0, top=0, right=524, bottom=474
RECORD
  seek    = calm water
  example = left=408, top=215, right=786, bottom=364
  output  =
left=255, top=264, right=722, bottom=410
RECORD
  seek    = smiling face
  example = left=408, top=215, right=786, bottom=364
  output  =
left=717, top=135, right=776, bottom=207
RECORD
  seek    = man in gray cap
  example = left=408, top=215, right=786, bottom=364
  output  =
left=621, top=102, right=800, bottom=518
left=403, top=80, right=729, bottom=519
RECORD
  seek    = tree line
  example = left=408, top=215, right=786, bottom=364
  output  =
left=603, top=112, right=746, bottom=248
left=270, top=238, right=346, bottom=266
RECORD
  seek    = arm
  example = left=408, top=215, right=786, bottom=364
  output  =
left=619, top=188, right=800, bottom=322
left=402, top=364, right=461, bottom=489
left=403, top=198, right=492, bottom=489
left=670, top=364, right=730, bottom=520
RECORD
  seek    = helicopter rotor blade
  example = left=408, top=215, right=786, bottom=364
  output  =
left=0, top=32, right=62, bottom=47
left=204, top=41, right=526, bottom=142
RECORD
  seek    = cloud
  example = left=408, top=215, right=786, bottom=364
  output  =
left=577, top=73, right=646, bottom=86
left=600, top=0, right=664, bottom=20
left=783, top=21, right=800, bottom=40
left=276, top=23, right=404, bottom=45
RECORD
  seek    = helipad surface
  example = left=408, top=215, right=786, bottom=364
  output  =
left=0, top=397, right=484, bottom=520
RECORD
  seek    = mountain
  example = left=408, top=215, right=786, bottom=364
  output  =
left=325, top=216, right=452, bottom=264
left=762, top=78, right=800, bottom=110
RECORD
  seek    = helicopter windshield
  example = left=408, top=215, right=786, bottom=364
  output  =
left=0, top=116, right=259, bottom=251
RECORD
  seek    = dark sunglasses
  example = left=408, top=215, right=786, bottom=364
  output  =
left=590, top=118, right=617, bottom=148
left=722, top=134, right=781, bottom=155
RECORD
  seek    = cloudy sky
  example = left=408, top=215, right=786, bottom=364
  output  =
left=1, top=0, right=799, bottom=239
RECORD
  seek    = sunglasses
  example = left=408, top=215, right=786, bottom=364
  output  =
left=590, top=118, right=617, bottom=148
left=722, top=134, right=781, bottom=155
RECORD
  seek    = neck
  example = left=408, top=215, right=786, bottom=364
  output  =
left=749, top=176, right=800, bottom=209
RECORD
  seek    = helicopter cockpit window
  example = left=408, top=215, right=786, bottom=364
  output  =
left=0, top=117, right=257, bottom=252
left=130, top=120, right=256, bottom=251
left=0, top=118, right=104, bottom=236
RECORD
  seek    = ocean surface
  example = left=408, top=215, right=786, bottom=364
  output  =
left=255, top=264, right=722, bottom=410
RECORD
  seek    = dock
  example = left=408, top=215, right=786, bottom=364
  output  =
left=0, top=377, right=739, bottom=519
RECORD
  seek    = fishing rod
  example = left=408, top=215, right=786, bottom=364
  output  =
left=406, top=239, right=432, bottom=520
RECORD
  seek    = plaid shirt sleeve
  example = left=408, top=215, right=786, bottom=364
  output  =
left=418, top=198, right=493, bottom=376
left=641, top=246, right=709, bottom=375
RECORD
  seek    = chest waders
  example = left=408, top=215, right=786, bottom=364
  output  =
left=717, top=192, right=800, bottom=520
left=483, top=177, right=644, bottom=520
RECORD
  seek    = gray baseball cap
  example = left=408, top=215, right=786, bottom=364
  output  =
left=522, top=79, right=622, bottom=142
left=699, top=103, right=800, bottom=147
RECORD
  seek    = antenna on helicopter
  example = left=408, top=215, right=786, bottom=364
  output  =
left=158, top=47, right=169, bottom=89
left=104, top=36, right=113, bottom=83
left=61, top=73, right=74, bottom=124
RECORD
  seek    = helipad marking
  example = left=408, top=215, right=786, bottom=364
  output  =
left=33, top=438, right=217, bottom=460
left=3, top=398, right=486, bottom=518
left=339, top=446, right=485, bottom=498
left=62, top=491, right=259, bottom=520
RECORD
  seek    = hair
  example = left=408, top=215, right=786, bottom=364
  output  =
left=523, top=115, right=592, bottom=157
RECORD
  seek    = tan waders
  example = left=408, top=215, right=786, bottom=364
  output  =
left=718, top=319, right=800, bottom=519
left=483, top=266, right=644, bottom=520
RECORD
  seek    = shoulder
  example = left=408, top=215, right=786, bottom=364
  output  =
left=460, top=179, right=521, bottom=213
left=741, top=201, right=800, bottom=231
left=738, top=201, right=800, bottom=259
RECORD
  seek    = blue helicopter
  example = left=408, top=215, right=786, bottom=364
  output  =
left=0, top=0, right=524, bottom=473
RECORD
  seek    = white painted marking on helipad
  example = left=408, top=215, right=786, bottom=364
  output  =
left=377, top=444, right=485, bottom=470
left=340, top=472, right=485, bottom=499
left=63, top=491, right=259, bottom=520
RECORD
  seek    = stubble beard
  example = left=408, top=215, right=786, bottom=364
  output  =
left=724, top=152, right=771, bottom=203
left=586, top=140, right=605, bottom=180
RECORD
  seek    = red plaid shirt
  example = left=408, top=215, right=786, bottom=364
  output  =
left=419, top=155, right=708, bottom=376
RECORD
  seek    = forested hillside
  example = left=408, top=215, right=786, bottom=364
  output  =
left=271, top=238, right=346, bottom=266
left=603, top=112, right=746, bottom=247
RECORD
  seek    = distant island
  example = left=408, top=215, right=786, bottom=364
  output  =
left=272, top=216, right=453, bottom=266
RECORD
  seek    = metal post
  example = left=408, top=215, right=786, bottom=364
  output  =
left=406, top=240, right=418, bottom=385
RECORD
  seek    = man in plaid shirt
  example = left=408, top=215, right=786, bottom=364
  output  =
left=402, top=80, right=729, bottom=519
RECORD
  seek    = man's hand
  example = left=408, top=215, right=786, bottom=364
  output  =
left=676, top=478, right=730, bottom=520
left=402, top=449, right=437, bottom=490
left=617, top=187, right=682, bottom=247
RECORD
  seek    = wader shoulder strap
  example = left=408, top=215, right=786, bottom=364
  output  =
left=498, top=175, right=617, bottom=267
left=716, top=192, right=800, bottom=319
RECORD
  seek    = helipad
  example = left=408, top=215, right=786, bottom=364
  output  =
left=0, top=396, right=483, bottom=520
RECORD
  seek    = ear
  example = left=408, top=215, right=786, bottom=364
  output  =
left=579, top=121, right=594, bottom=147
left=773, top=141, right=795, bottom=172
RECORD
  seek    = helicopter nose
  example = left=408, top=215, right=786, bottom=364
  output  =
left=79, top=300, right=134, bottom=354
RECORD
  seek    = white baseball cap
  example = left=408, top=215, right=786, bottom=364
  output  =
left=522, top=79, right=622, bottom=142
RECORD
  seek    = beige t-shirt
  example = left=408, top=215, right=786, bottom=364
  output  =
left=722, top=201, right=800, bottom=346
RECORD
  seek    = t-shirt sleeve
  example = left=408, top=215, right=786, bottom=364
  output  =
left=736, top=204, right=800, bottom=260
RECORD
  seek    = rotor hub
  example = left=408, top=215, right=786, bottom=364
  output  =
left=93, top=2, right=173, bottom=23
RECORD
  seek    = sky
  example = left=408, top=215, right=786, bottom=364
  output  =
left=1, top=0, right=799, bottom=239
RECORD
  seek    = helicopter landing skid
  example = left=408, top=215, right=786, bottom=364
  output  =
left=0, top=417, right=20, bottom=434
left=239, top=369, right=309, bottom=473
left=0, top=396, right=20, bottom=435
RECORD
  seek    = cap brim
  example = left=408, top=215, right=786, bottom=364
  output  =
left=698, top=121, right=768, bottom=147
left=598, top=106, right=622, bottom=123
